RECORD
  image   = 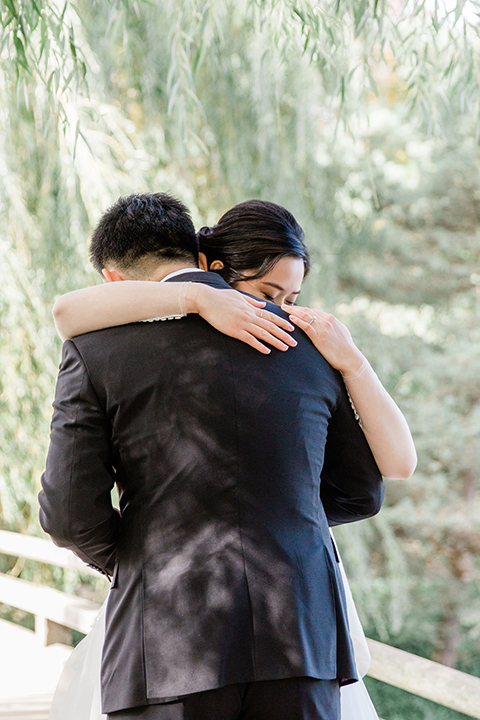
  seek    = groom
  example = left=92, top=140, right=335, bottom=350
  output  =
left=39, top=193, right=383, bottom=720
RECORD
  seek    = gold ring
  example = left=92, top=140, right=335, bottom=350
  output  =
left=259, top=310, right=264, bottom=318
left=308, top=315, right=317, bottom=326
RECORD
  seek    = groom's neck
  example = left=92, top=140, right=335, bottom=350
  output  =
left=141, top=261, right=198, bottom=282
left=103, top=260, right=198, bottom=283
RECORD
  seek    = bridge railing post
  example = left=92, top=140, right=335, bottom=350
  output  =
left=34, top=613, right=48, bottom=646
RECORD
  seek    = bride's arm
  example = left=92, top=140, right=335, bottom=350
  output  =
left=54, top=282, right=193, bottom=340
left=285, top=305, right=417, bottom=480
left=53, top=281, right=297, bottom=355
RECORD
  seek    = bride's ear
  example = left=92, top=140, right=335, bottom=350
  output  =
left=198, top=252, right=224, bottom=272
left=209, top=260, right=225, bottom=271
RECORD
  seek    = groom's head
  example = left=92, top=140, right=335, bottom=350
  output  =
left=90, top=193, right=198, bottom=281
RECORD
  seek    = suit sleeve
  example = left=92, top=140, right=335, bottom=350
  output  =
left=38, top=340, right=120, bottom=578
left=320, top=377, right=384, bottom=526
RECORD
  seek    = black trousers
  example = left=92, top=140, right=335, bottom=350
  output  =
left=107, top=677, right=340, bottom=720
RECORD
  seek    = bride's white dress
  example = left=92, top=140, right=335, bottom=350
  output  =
left=49, top=539, right=378, bottom=720
left=336, top=552, right=379, bottom=719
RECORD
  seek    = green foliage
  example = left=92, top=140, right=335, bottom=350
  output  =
left=0, top=0, right=88, bottom=120
left=3, top=0, right=480, bottom=132
left=331, top=106, right=480, bottom=672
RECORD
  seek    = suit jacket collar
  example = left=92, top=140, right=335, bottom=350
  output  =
left=165, top=271, right=231, bottom=291
left=169, top=270, right=289, bottom=318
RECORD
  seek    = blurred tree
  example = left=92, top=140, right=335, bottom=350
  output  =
left=331, top=107, right=480, bottom=674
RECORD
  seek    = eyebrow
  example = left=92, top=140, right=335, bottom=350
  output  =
left=261, top=281, right=301, bottom=295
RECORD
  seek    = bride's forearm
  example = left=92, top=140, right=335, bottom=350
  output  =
left=342, top=358, right=417, bottom=480
left=284, top=305, right=417, bottom=480
left=53, top=281, right=297, bottom=353
left=53, top=282, right=200, bottom=340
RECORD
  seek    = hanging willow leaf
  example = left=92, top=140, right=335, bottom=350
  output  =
left=1, top=0, right=17, bottom=20
left=3, top=0, right=480, bottom=133
left=13, top=32, right=29, bottom=70
left=69, top=24, right=77, bottom=59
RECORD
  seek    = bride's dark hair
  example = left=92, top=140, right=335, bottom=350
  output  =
left=197, top=200, right=310, bottom=286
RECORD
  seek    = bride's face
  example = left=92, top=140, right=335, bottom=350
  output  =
left=234, top=256, right=305, bottom=306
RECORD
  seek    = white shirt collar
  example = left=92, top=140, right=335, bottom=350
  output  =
left=160, top=268, right=205, bottom=283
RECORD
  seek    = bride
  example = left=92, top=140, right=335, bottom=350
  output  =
left=49, top=199, right=416, bottom=720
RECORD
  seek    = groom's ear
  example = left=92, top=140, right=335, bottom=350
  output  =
left=102, top=268, right=127, bottom=283
left=198, top=252, right=209, bottom=271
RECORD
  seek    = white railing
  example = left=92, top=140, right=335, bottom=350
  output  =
left=0, top=530, right=106, bottom=645
left=367, top=638, right=480, bottom=719
left=1, top=530, right=480, bottom=717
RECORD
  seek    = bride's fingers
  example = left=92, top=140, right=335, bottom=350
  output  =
left=237, top=331, right=271, bottom=354
left=244, top=296, right=266, bottom=309
left=255, top=308, right=295, bottom=333
left=283, top=305, right=322, bottom=323
left=282, top=303, right=309, bottom=315
left=238, top=317, right=296, bottom=352
left=252, top=330, right=289, bottom=352
left=289, top=315, right=312, bottom=329
left=288, top=315, right=318, bottom=338
left=254, top=318, right=297, bottom=347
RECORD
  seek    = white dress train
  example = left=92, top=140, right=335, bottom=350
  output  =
left=48, top=602, right=106, bottom=720
left=49, top=541, right=378, bottom=720
left=336, top=547, right=379, bottom=719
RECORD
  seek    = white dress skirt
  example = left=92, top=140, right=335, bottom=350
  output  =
left=49, top=538, right=378, bottom=720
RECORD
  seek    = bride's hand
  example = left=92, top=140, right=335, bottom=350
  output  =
left=191, top=285, right=297, bottom=355
left=283, top=305, right=364, bottom=374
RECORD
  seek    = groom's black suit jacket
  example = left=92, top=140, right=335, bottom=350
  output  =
left=39, top=272, right=383, bottom=714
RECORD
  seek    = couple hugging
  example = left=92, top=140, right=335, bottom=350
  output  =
left=39, top=193, right=416, bottom=720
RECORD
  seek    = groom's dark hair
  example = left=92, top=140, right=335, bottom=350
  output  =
left=90, top=193, right=198, bottom=276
